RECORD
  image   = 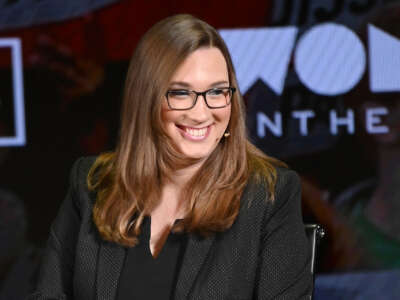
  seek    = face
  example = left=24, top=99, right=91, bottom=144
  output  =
left=161, top=47, right=232, bottom=161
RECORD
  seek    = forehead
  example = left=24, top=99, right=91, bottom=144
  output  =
left=169, top=47, right=229, bottom=88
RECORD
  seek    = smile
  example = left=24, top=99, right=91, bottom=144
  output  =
left=176, top=125, right=211, bottom=141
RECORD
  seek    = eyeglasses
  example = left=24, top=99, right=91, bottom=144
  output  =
left=165, top=87, right=236, bottom=110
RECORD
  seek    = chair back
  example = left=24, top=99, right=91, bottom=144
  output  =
left=305, top=224, right=325, bottom=299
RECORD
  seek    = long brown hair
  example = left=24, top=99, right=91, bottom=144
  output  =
left=88, top=14, right=285, bottom=247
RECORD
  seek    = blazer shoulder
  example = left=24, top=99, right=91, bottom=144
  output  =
left=242, top=167, right=300, bottom=213
left=271, top=167, right=302, bottom=214
left=70, top=156, right=97, bottom=187
left=67, top=156, right=98, bottom=212
left=274, top=166, right=301, bottom=197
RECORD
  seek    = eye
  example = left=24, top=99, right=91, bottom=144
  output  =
left=207, top=88, right=225, bottom=96
left=168, top=90, right=191, bottom=98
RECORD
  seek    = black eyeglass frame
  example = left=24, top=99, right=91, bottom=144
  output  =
left=165, top=87, right=236, bottom=110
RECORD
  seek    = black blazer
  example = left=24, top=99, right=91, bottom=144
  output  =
left=29, top=157, right=312, bottom=300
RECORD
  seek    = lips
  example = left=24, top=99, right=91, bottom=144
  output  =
left=176, top=124, right=211, bottom=141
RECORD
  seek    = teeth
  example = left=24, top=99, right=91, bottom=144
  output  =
left=185, top=127, right=207, bottom=137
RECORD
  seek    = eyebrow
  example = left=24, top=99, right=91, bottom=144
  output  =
left=169, top=80, right=230, bottom=89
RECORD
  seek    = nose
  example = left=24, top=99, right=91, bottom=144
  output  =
left=187, top=94, right=210, bottom=122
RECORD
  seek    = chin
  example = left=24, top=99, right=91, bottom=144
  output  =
left=180, top=146, right=214, bottom=161
left=182, top=151, right=210, bottom=161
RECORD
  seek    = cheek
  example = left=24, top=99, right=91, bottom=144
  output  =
left=212, top=107, right=231, bottom=142
left=160, top=112, right=175, bottom=140
left=217, top=106, right=231, bottom=127
left=161, top=107, right=179, bottom=128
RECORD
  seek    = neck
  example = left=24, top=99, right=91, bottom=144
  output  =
left=167, top=159, right=205, bottom=188
left=156, top=160, right=205, bottom=218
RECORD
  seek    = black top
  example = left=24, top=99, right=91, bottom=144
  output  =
left=116, top=217, right=188, bottom=300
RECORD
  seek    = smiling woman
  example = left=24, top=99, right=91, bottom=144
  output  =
left=162, top=47, right=232, bottom=160
left=29, top=14, right=312, bottom=300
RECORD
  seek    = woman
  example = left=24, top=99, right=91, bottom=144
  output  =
left=30, top=14, right=312, bottom=299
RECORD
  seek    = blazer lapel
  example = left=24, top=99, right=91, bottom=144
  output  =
left=174, top=234, right=215, bottom=299
left=96, top=241, right=126, bottom=300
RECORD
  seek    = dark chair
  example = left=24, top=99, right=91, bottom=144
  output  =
left=305, top=224, right=325, bottom=299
